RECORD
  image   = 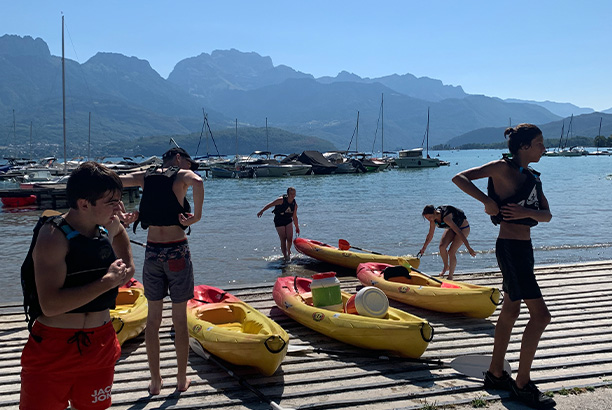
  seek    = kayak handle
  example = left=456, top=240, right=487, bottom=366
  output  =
left=491, top=288, right=503, bottom=306
left=112, top=317, right=125, bottom=335
left=264, top=335, right=288, bottom=354
left=420, top=322, right=435, bottom=343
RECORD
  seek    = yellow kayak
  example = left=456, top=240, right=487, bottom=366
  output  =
left=187, top=285, right=289, bottom=376
left=294, top=237, right=420, bottom=270
left=357, top=262, right=501, bottom=319
left=273, top=276, right=433, bottom=358
left=110, top=279, right=148, bottom=346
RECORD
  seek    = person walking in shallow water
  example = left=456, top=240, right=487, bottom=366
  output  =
left=257, top=187, right=299, bottom=262
left=419, top=204, right=476, bottom=280
left=452, top=123, right=555, bottom=409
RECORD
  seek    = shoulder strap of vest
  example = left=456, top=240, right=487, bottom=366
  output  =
left=48, top=215, right=80, bottom=240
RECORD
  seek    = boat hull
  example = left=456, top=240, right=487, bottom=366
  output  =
left=273, top=276, right=433, bottom=358
left=294, top=237, right=420, bottom=270
left=1, top=195, right=37, bottom=207
left=110, top=279, right=148, bottom=346
left=395, top=157, right=441, bottom=168
left=187, top=285, right=289, bottom=376
left=357, top=262, right=501, bottom=318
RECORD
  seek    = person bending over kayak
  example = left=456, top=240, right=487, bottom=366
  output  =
left=419, top=204, right=476, bottom=280
left=257, top=187, right=300, bottom=262
left=20, top=162, right=134, bottom=410
left=452, top=123, right=555, bottom=409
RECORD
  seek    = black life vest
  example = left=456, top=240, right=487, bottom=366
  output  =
left=134, top=166, right=191, bottom=232
left=273, top=195, right=296, bottom=225
left=487, top=158, right=544, bottom=227
left=21, top=215, right=118, bottom=340
left=434, top=205, right=466, bottom=229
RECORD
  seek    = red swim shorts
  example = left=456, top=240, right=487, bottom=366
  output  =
left=20, top=321, right=121, bottom=410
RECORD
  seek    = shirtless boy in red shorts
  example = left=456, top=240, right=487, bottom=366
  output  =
left=20, top=162, right=134, bottom=410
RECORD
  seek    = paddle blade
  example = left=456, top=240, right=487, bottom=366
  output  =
left=189, top=337, right=211, bottom=360
left=338, top=239, right=350, bottom=250
left=450, top=355, right=511, bottom=379
left=397, top=258, right=412, bottom=272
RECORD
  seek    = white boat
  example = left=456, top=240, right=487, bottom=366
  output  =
left=237, top=151, right=290, bottom=177
left=394, top=108, right=446, bottom=169
left=323, top=151, right=365, bottom=173
left=395, top=148, right=441, bottom=168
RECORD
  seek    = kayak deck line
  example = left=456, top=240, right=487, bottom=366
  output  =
left=0, top=259, right=610, bottom=409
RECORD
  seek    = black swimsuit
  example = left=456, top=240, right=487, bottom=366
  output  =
left=434, top=205, right=467, bottom=229
left=273, top=195, right=296, bottom=227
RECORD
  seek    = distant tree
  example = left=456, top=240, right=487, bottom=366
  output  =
left=594, top=135, right=607, bottom=148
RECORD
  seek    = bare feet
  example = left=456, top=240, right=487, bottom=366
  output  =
left=148, top=379, right=163, bottom=395
left=447, top=274, right=454, bottom=280
left=439, top=266, right=449, bottom=277
left=176, top=378, right=191, bottom=393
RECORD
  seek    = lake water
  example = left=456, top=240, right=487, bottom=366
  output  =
left=1, top=149, right=610, bottom=304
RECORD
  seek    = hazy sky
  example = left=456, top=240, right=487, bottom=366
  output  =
left=3, top=1, right=612, bottom=111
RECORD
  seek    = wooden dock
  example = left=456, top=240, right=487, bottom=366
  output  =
left=1, top=260, right=611, bottom=409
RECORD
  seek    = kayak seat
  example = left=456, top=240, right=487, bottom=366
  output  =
left=383, top=265, right=412, bottom=281
left=242, top=319, right=264, bottom=334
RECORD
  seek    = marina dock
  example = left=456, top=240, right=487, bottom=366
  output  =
left=0, top=185, right=141, bottom=209
left=1, top=260, right=611, bottom=409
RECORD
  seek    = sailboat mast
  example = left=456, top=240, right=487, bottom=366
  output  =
left=381, top=94, right=384, bottom=156
left=12, top=109, right=16, bottom=157
left=88, top=112, right=91, bottom=160
left=356, top=111, right=359, bottom=152
left=266, top=117, right=269, bottom=152
left=565, top=114, right=573, bottom=148
left=235, top=118, right=238, bottom=157
left=62, top=15, right=67, bottom=173
left=426, top=107, right=430, bottom=158
left=597, top=117, right=602, bottom=152
left=29, top=121, right=32, bottom=160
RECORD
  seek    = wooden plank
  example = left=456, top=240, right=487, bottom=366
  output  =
left=0, top=260, right=611, bottom=409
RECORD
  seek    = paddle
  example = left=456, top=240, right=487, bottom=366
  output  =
left=287, top=344, right=511, bottom=379
left=129, top=239, right=147, bottom=247
left=189, top=338, right=295, bottom=410
left=338, top=239, right=383, bottom=255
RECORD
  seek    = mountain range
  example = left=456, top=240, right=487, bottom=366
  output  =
left=1, top=34, right=610, bottom=158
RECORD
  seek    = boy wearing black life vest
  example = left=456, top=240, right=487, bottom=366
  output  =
left=453, top=124, right=555, bottom=409
left=20, top=162, right=134, bottom=410
left=120, top=147, right=203, bottom=395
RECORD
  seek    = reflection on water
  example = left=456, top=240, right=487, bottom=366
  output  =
left=1, top=150, right=610, bottom=304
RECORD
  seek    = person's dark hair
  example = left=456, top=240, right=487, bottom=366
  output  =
left=422, top=204, right=435, bottom=217
left=504, top=123, right=542, bottom=155
left=66, top=161, right=123, bottom=209
left=287, top=187, right=296, bottom=195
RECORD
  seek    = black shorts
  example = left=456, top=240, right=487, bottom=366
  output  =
left=274, top=217, right=293, bottom=228
left=495, top=238, right=542, bottom=302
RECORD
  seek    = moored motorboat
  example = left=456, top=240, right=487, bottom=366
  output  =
left=294, top=237, right=420, bottom=270
left=187, top=284, right=289, bottom=376
left=1, top=194, right=37, bottom=207
left=395, top=148, right=441, bottom=168
left=356, top=262, right=501, bottom=318
left=110, top=278, right=148, bottom=346
left=273, top=276, right=433, bottom=358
